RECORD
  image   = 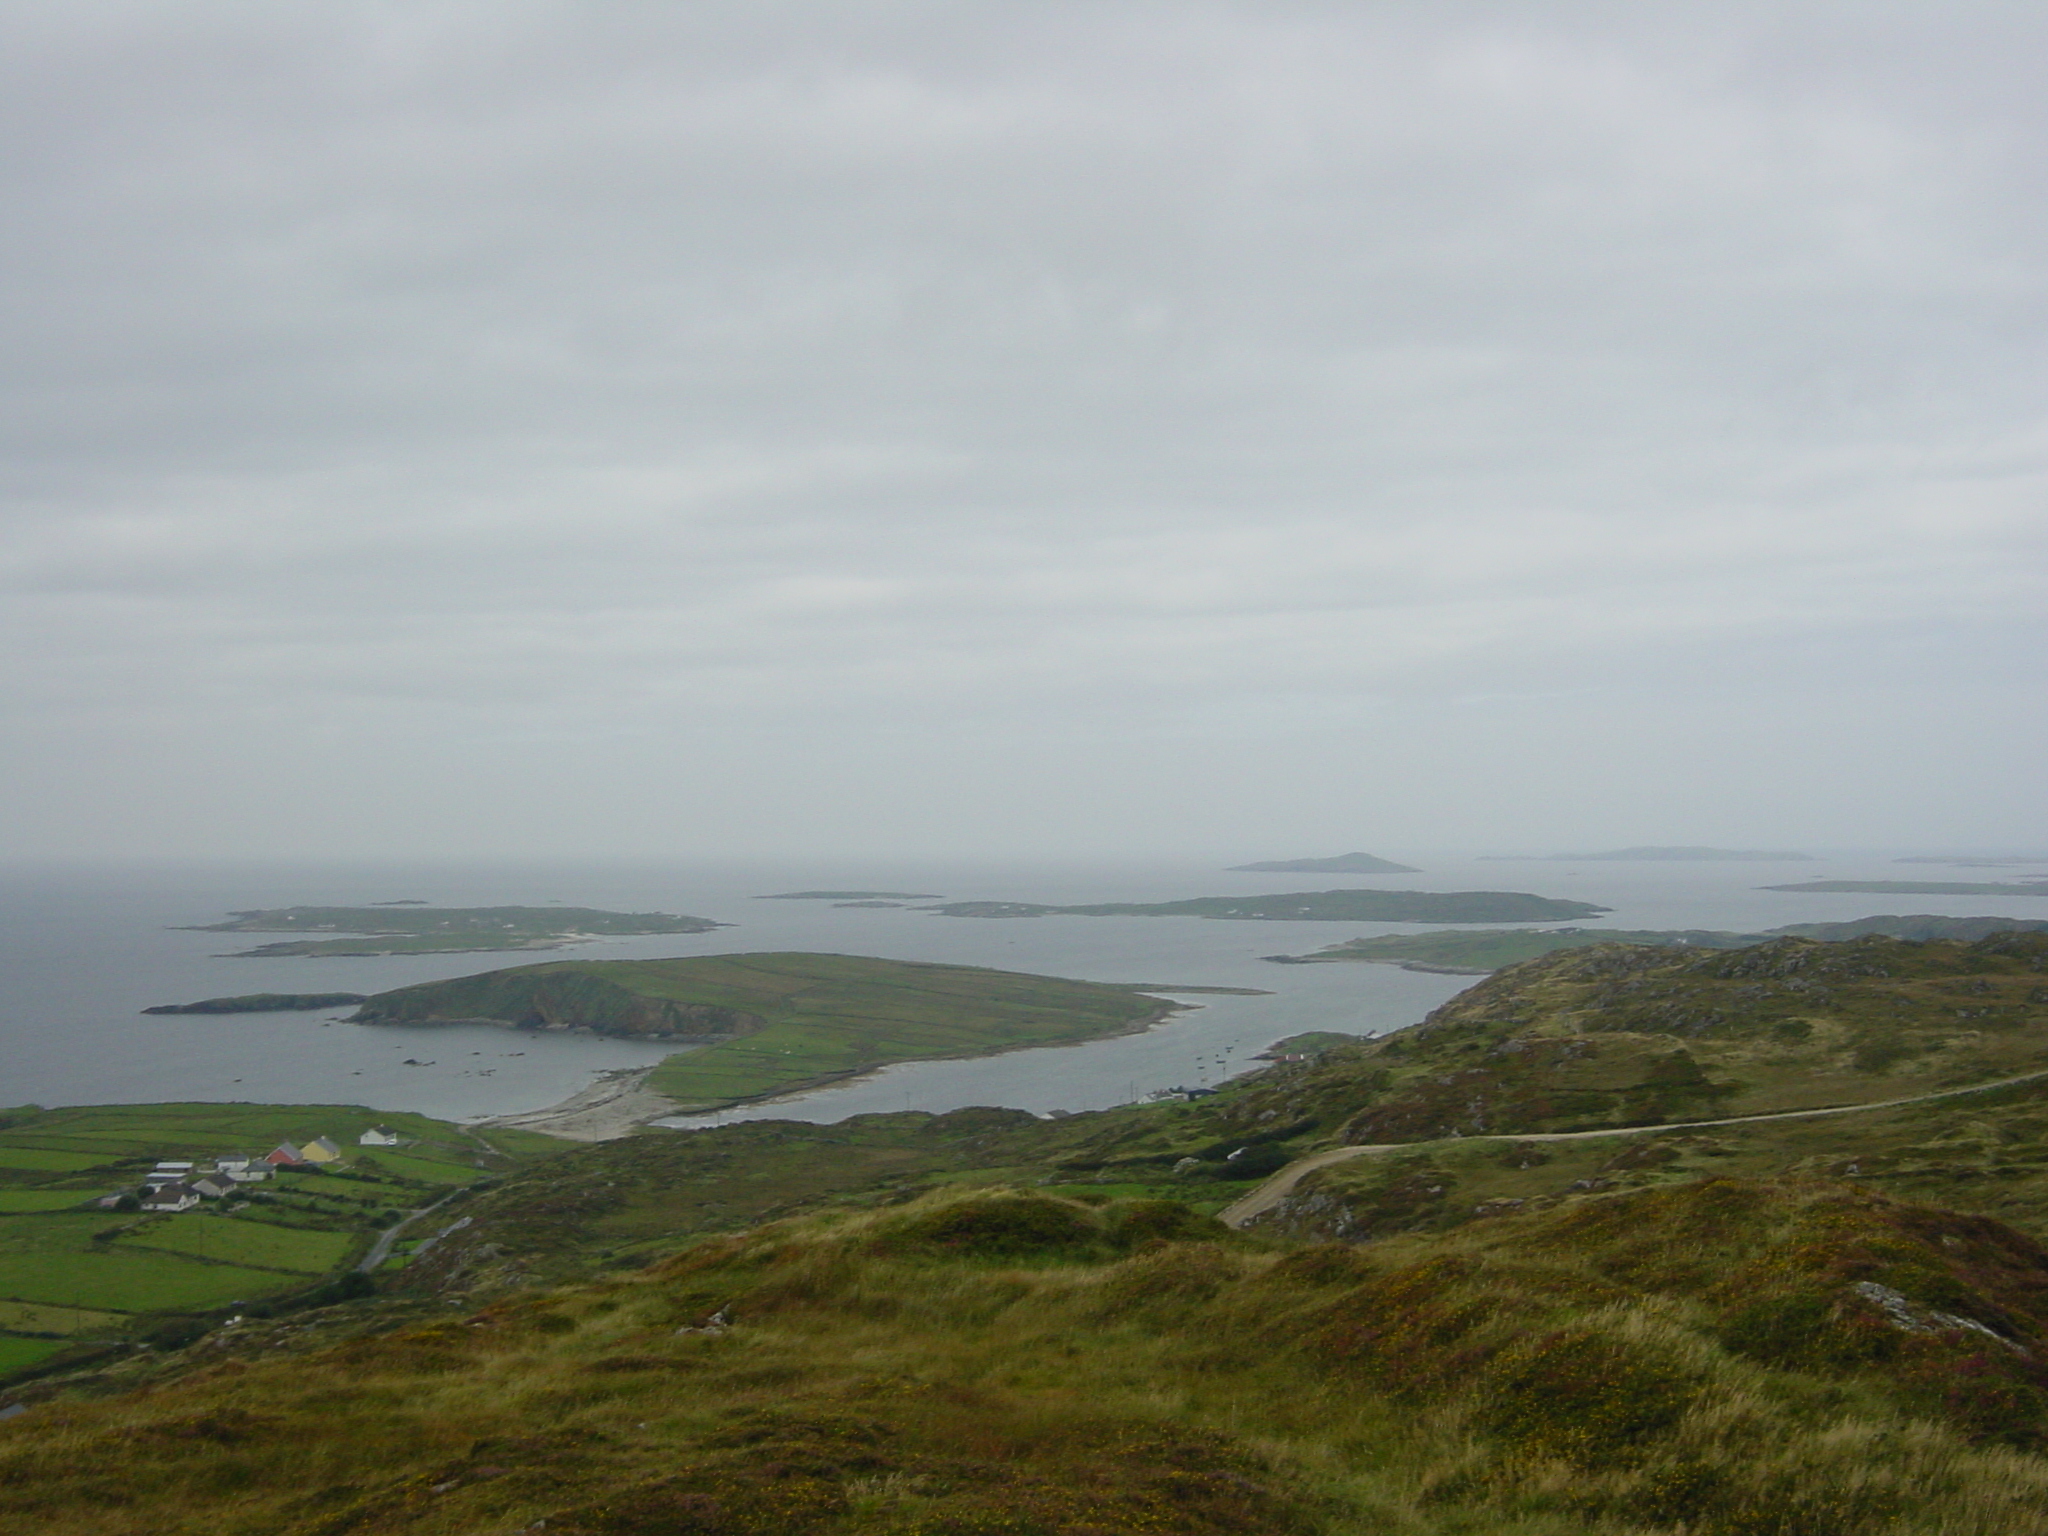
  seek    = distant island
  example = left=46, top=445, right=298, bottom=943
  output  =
left=757, top=890, right=943, bottom=901
left=1267, top=913, right=2048, bottom=971
left=921, top=889, right=1608, bottom=923
left=1484, top=846, right=1816, bottom=862
left=1227, top=852, right=1420, bottom=874
left=179, top=905, right=728, bottom=957
left=1761, top=880, right=2048, bottom=897
left=1895, top=856, right=2048, bottom=867
left=344, top=952, right=1177, bottom=1115
left=142, top=992, right=367, bottom=1015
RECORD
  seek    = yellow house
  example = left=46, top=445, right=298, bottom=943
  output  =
left=300, top=1135, right=344, bottom=1164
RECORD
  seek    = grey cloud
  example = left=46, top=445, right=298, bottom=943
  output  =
left=1, top=1, right=2043, bottom=857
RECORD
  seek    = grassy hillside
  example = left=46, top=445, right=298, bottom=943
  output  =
left=354, top=953, right=1175, bottom=1110
left=16, top=934, right=2048, bottom=1531
left=10, top=1179, right=2048, bottom=1534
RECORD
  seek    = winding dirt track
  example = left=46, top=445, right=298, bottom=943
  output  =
left=1215, top=1066, right=2048, bottom=1229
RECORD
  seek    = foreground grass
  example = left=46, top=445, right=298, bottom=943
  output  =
left=8, top=1179, right=2048, bottom=1534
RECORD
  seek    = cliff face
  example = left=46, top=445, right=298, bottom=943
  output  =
left=350, top=968, right=760, bottom=1040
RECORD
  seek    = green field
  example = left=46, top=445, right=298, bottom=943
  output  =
left=353, top=1150, right=478, bottom=1185
left=0, top=1215, right=286, bottom=1312
left=0, top=1149, right=112, bottom=1173
left=0, top=1193, right=93, bottom=1213
left=0, top=1300, right=128, bottom=1336
left=0, top=1337, right=65, bottom=1374
left=118, top=1214, right=359, bottom=1274
left=0, top=1103, right=558, bottom=1360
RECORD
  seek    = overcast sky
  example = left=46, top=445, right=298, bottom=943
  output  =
left=2, top=1, right=2042, bottom=862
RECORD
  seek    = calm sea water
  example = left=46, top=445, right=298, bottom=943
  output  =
left=2, top=853, right=2041, bottom=1127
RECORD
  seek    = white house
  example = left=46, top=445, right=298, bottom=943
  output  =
left=358, top=1126, right=401, bottom=1146
left=141, top=1183, right=200, bottom=1213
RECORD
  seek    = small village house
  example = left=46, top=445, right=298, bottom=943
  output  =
left=265, top=1142, right=305, bottom=1167
left=141, top=1182, right=200, bottom=1213
left=301, top=1136, right=344, bottom=1164
left=358, top=1126, right=400, bottom=1146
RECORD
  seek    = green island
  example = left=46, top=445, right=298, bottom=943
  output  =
left=348, top=952, right=1178, bottom=1112
left=1227, top=852, right=1420, bottom=873
left=180, top=904, right=729, bottom=957
left=1272, top=914, right=2048, bottom=971
left=923, top=888, right=1608, bottom=922
left=143, top=993, right=367, bottom=1015
left=17, top=931, right=2048, bottom=1532
left=1763, top=879, right=2048, bottom=896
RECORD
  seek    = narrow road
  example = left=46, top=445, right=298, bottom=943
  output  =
left=1216, top=1065, right=2048, bottom=1229
left=357, top=1187, right=468, bottom=1273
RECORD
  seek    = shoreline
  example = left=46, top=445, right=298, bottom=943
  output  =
left=470, top=1066, right=684, bottom=1142
left=480, top=996, right=1200, bottom=1141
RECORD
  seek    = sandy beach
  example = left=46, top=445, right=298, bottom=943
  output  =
left=473, top=1066, right=683, bottom=1141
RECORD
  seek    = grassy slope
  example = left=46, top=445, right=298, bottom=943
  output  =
left=1218, top=933, right=2048, bottom=1148
left=9, top=1182, right=2048, bottom=1534
left=356, top=953, right=1172, bottom=1110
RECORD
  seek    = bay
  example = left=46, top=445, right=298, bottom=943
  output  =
left=1, top=852, right=2040, bottom=1128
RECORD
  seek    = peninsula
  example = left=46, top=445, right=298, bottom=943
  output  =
left=1226, top=852, right=1420, bottom=874
left=180, top=905, right=728, bottom=957
left=346, top=951, right=1178, bottom=1114
left=922, top=889, right=1608, bottom=923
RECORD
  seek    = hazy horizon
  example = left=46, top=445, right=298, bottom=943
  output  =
left=4, top=2, right=2042, bottom=862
